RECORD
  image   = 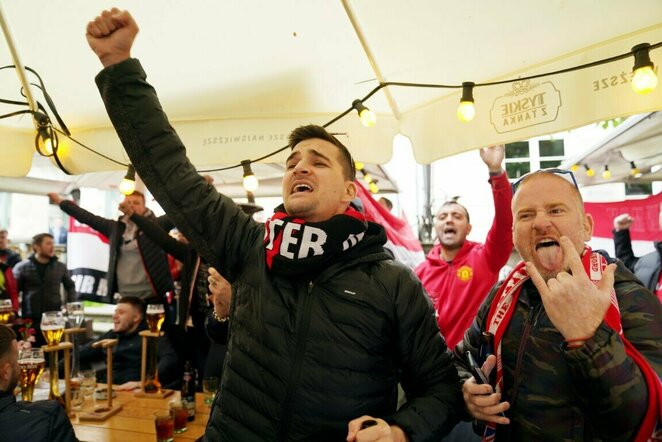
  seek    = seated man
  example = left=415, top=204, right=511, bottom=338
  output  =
left=0, top=326, right=78, bottom=442
left=77, top=296, right=179, bottom=388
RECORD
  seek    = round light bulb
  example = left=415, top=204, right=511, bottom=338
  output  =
left=359, top=109, right=376, bottom=127
left=630, top=167, right=640, bottom=176
left=457, top=101, right=475, bottom=122
left=368, top=182, right=379, bottom=193
left=243, top=174, right=259, bottom=192
left=119, top=178, right=136, bottom=195
left=586, top=168, right=595, bottom=177
left=602, top=168, right=612, bottom=179
left=631, top=66, right=658, bottom=95
left=354, top=161, right=364, bottom=170
left=570, top=164, right=579, bottom=172
left=363, top=173, right=373, bottom=183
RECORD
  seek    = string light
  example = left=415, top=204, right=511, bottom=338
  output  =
left=629, top=161, right=640, bottom=176
left=354, top=161, right=365, bottom=171
left=631, top=43, right=658, bottom=95
left=242, top=160, right=259, bottom=192
left=3, top=42, right=662, bottom=177
left=602, top=165, right=612, bottom=179
left=352, top=99, right=376, bottom=127
left=119, top=165, right=136, bottom=195
left=368, top=182, right=379, bottom=193
left=570, top=164, right=579, bottom=172
left=457, top=82, right=476, bottom=122
left=584, top=164, right=595, bottom=177
left=33, top=112, right=57, bottom=157
left=362, top=173, right=373, bottom=184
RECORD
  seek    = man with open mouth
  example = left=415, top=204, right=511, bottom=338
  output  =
left=455, top=168, right=662, bottom=441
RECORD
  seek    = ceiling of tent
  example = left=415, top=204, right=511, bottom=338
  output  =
left=561, top=111, right=662, bottom=187
left=1, top=0, right=662, bottom=181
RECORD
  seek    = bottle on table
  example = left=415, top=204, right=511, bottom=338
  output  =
left=181, top=360, right=196, bottom=421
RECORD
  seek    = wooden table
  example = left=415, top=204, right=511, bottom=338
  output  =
left=71, top=386, right=211, bottom=441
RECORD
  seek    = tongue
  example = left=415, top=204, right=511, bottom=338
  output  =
left=536, top=245, right=562, bottom=270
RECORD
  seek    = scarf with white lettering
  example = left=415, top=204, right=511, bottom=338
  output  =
left=482, top=248, right=661, bottom=442
left=264, top=204, right=367, bottom=275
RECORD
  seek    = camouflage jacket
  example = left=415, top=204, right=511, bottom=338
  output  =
left=455, top=257, right=662, bottom=441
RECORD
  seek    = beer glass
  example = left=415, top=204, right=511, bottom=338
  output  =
left=64, top=302, right=85, bottom=328
left=64, top=302, right=85, bottom=377
left=41, top=311, right=65, bottom=346
left=0, top=299, right=14, bottom=325
left=18, top=348, right=45, bottom=402
left=146, top=304, right=165, bottom=333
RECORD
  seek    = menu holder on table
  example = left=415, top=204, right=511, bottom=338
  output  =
left=134, top=330, right=174, bottom=399
left=78, top=339, right=123, bottom=421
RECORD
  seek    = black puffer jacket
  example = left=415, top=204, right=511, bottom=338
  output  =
left=613, top=228, right=662, bottom=292
left=96, top=58, right=462, bottom=442
left=58, top=201, right=174, bottom=304
left=0, top=392, right=78, bottom=442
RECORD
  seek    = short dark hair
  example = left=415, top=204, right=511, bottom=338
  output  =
left=439, top=201, right=470, bottom=224
left=32, top=233, right=54, bottom=248
left=288, top=125, right=356, bottom=181
left=118, top=296, right=147, bottom=319
left=379, top=197, right=393, bottom=211
left=127, top=191, right=145, bottom=201
left=0, top=325, right=16, bottom=361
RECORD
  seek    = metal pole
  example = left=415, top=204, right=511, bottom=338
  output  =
left=0, top=1, right=39, bottom=120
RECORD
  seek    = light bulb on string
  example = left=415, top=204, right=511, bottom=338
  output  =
left=119, top=165, right=136, bottom=195
left=33, top=112, right=58, bottom=157
left=368, top=181, right=379, bottom=194
left=631, top=43, right=658, bottom=95
left=242, top=160, right=259, bottom=192
left=352, top=100, right=376, bottom=127
left=602, top=165, right=612, bottom=179
left=629, top=161, right=640, bottom=176
left=570, top=164, right=579, bottom=172
left=584, top=164, right=595, bottom=177
left=457, top=82, right=476, bottom=122
left=362, top=173, right=373, bottom=184
left=354, top=161, right=365, bottom=171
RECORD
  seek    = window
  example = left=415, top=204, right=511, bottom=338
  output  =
left=505, top=138, right=566, bottom=180
left=625, top=182, right=653, bottom=196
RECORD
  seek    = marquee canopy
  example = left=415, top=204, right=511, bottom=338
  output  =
left=1, top=0, right=661, bottom=183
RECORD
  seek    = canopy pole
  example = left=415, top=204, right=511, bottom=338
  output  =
left=0, top=2, right=40, bottom=122
left=341, top=0, right=402, bottom=120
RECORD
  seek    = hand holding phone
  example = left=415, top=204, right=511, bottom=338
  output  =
left=466, top=352, right=507, bottom=418
left=466, top=351, right=490, bottom=385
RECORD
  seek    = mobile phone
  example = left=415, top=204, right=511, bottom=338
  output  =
left=466, top=351, right=490, bottom=385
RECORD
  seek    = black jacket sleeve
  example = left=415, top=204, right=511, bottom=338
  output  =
left=59, top=200, right=116, bottom=239
left=613, top=228, right=638, bottom=272
left=95, top=58, right=263, bottom=283
left=48, top=404, right=79, bottom=442
left=387, top=265, right=463, bottom=441
left=130, top=213, right=189, bottom=261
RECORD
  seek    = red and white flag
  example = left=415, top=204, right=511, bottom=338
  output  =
left=584, top=192, right=661, bottom=257
left=67, top=217, right=111, bottom=303
left=355, top=181, right=425, bottom=269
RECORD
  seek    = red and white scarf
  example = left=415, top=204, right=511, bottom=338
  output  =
left=483, top=247, right=661, bottom=441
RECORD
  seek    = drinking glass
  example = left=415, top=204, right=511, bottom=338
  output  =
left=18, top=348, right=45, bottom=402
left=70, top=385, right=84, bottom=411
left=154, top=409, right=175, bottom=442
left=0, top=299, right=13, bottom=325
left=79, top=369, right=97, bottom=403
left=146, top=304, right=165, bottom=333
left=64, top=302, right=85, bottom=328
left=202, top=377, right=219, bottom=406
left=169, top=401, right=188, bottom=433
left=41, top=311, right=65, bottom=346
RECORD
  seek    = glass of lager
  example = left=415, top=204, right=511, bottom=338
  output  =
left=18, top=348, right=45, bottom=402
left=41, top=311, right=65, bottom=346
left=146, top=304, right=165, bottom=333
left=0, top=299, right=14, bottom=325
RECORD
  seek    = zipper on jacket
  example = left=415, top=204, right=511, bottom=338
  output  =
left=279, top=280, right=315, bottom=440
left=509, top=303, right=542, bottom=411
